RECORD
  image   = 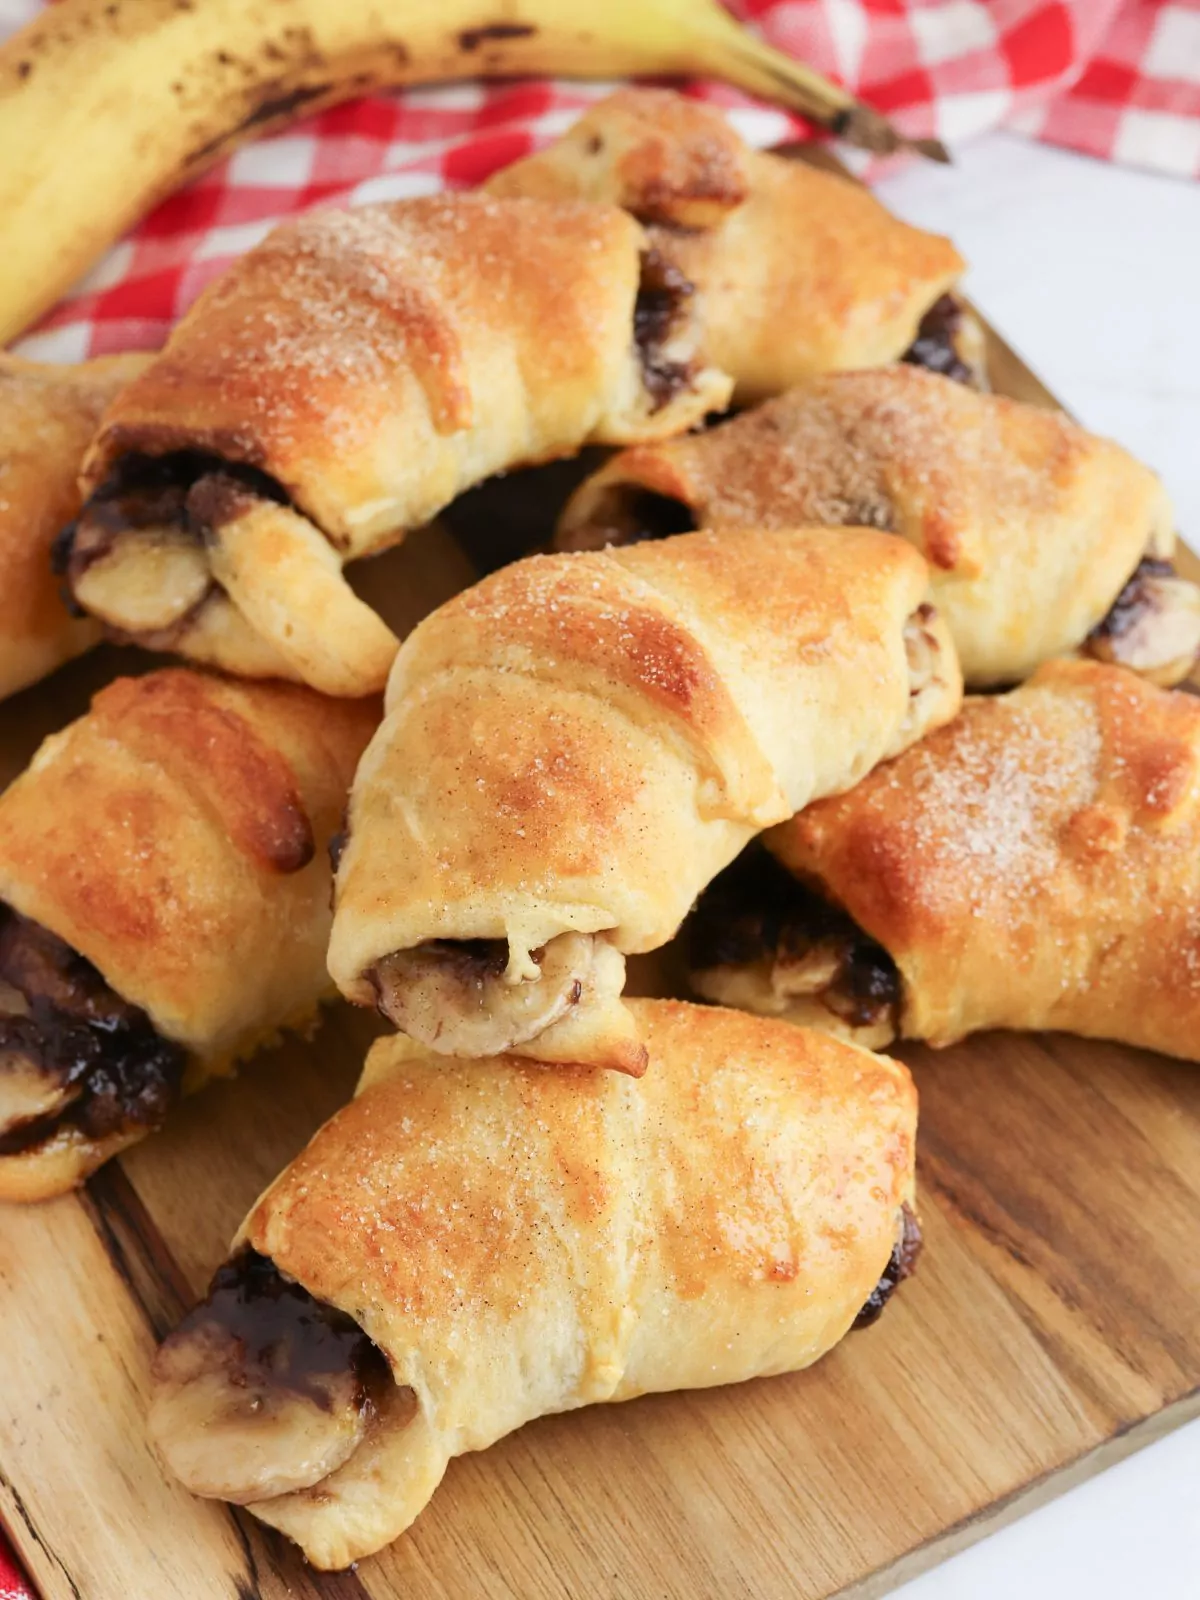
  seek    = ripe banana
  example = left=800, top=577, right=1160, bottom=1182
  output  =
left=0, top=0, right=945, bottom=347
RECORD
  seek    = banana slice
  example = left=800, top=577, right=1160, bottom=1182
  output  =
left=372, top=930, right=596, bottom=1056
left=1088, top=564, right=1200, bottom=688
left=72, top=524, right=211, bottom=633
left=150, top=1252, right=382, bottom=1505
left=686, top=849, right=902, bottom=1048
left=903, top=605, right=940, bottom=696
left=0, top=1028, right=82, bottom=1133
left=150, top=1331, right=367, bottom=1504
left=0, top=979, right=28, bottom=1015
left=724, top=925, right=898, bottom=1035
left=895, top=602, right=954, bottom=751
left=773, top=941, right=844, bottom=999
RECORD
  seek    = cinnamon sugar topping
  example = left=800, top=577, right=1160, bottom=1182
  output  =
left=892, top=699, right=1102, bottom=889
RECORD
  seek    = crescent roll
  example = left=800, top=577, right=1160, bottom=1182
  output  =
left=487, top=89, right=977, bottom=402
left=689, top=659, right=1200, bottom=1062
left=57, top=195, right=730, bottom=697
left=0, top=351, right=149, bottom=701
left=148, top=999, right=920, bottom=1569
left=0, top=669, right=377, bottom=1200
left=558, top=366, right=1192, bottom=688
left=328, top=526, right=962, bottom=1073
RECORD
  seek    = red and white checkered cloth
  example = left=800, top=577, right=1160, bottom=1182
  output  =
left=0, top=1539, right=27, bottom=1600
left=2, top=0, right=1198, bottom=365
left=0, top=0, right=1197, bottom=1594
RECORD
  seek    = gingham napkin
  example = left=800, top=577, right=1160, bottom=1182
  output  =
left=0, top=1539, right=26, bottom=1600
left=0, top=0, right=1197, bottom=1593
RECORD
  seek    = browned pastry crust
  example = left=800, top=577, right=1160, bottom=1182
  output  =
left=148, top=999, right=918, bottom=1569
left=487, top=89, right=967, bottom=402
left=59, top=195, right=729, bottom=696
left=557, top=366, right=1184, bottom=687
left=0, top=351, right=149, bottom=700
left=747, top=660, right=1200, bottom=1059
left=0, top=669, right=377, bottom=1199
left=328, top=526, right=961, bottom=1072
left=486, top=88, right=754, bottom=226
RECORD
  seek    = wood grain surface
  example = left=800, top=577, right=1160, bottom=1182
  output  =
left=1, top=249, right=1198, bottom=1600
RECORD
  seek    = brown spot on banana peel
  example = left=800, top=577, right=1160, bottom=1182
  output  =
left=184, top=80, right=336, bottom=170
left=458, top=23, right=537, bottom=50
left=241, top=81, right=336, bottom=132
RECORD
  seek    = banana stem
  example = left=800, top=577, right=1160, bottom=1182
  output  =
left=680, top=4, right=950, bottom=163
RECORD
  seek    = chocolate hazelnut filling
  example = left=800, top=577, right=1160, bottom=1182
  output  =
left=370, top=932, right=596, bottom=1057
left=58, top=451, right=289, bottom=638
left=0, top=907, right=187, bottom=1157
left=853, top=1203, right=922, bottom=1329
left=557, top=487, right=698, bottom=553
left=150, top=1247, right=393, bottom=1504
left=1085, top=556, right=1200, bottom=686
left=439, top=448, right=612, bottom=573
left=902, top=293, right=981, bottom=388
left=687, top=847, right=901, bottom=1033
left=327, top=827, right=349, bottom=876
left=634, top=248, right=698, bottom=409
left=385, top=936, right=511, bottom=991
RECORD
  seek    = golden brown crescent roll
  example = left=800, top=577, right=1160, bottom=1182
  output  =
left=558, top=366, right=1192, bottom=688
left=486, top=89, right=976, bottom=402
left=689, top=660, right=1200, bottom=1062
left=327, top=526, right=962, bottom=1073
left=57, top=194, right=730, bottom=697
left=0, top=351, right=149, bottom=701
left=148, top=999, right=920, bottom=1569
left=0, top=669, right=377, bottom=1201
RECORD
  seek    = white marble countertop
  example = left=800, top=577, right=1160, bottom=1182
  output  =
left=878, top=133, right=1200, bottom=534
left=873, top=132, right=1200, bottom=1600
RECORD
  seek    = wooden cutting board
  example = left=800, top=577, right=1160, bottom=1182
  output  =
left=2, top=314, right=1199, bottom=1600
